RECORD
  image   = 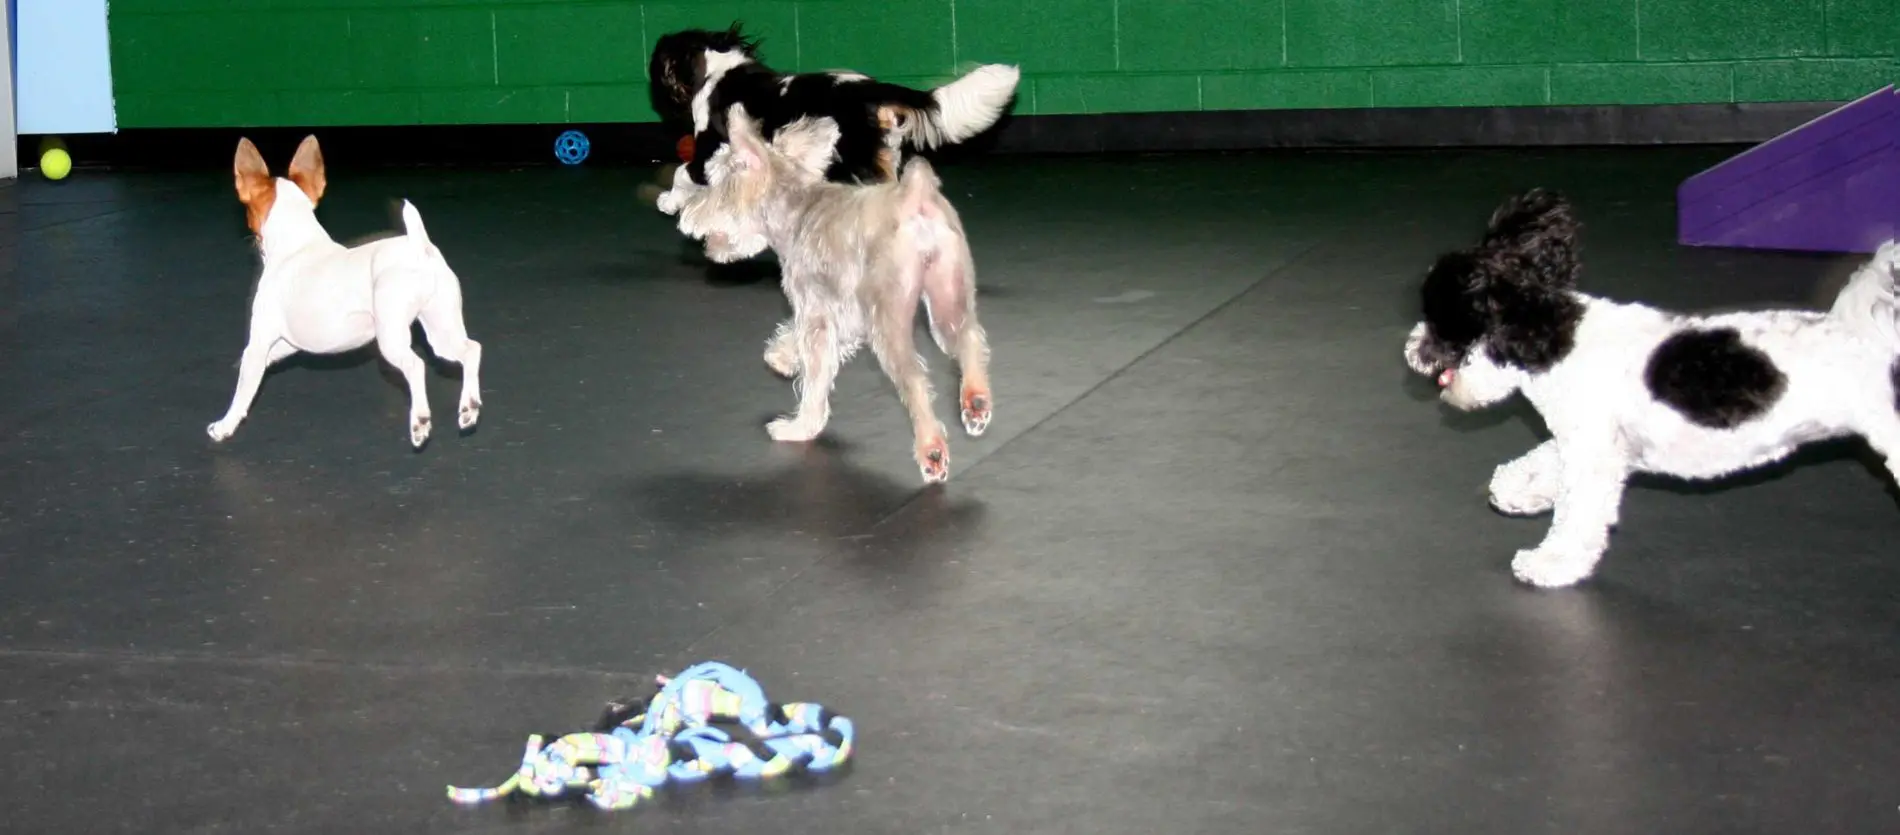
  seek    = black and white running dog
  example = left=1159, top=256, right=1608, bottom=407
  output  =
left=648, top=23, right=1020, bottom=215
left=1404, top=190, right=1900, bottom=589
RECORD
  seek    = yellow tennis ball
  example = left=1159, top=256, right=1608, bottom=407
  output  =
left=41, top=148, right=72, bottom=181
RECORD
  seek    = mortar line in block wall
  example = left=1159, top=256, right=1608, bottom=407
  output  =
left=949, top=0, right=960, bottom=66
left=490, top=11, right=500, bottom=85
left=1280, top=0, right=1288, bottom=66
left=639, top=5, right=649, bottom=79
left=1112, top=0, right=1121, bottom=70
left=794, top=4, right=802, bottom=71
left=1454, top=0, right=1463, bottom=63
left=1634, top=0, right=1643, bottom=60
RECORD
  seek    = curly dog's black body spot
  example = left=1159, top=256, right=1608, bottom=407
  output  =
left=1645, top=328, right=1787, bottom=429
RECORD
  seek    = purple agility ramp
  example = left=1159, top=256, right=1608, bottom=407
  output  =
left=1678, top=84, right=1897, bottom=254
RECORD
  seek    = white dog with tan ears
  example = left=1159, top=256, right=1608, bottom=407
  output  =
left=1404, top=189, right=1900, bottom=588
left=208, top=136, right=483, bottom=449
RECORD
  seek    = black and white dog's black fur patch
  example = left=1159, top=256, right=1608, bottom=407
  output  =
left=1644, top=328, right=1788, bottom=429
left=648, top=23, right=1020, bottom=190
left=1405, top=191, right=1900, bottom=589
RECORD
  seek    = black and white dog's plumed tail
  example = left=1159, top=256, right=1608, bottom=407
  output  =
left=891, top=64, right=1023, bottom=150
left=648, top=22, right=1021, bottom=192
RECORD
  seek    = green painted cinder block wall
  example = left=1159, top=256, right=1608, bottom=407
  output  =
left=109, top=0, right=1897, bottom=129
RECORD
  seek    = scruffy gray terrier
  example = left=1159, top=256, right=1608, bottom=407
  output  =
left=680, top=104, right=993, bottom=483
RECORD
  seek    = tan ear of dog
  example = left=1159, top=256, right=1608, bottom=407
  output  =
left=234, top=138, right=277, bottom=235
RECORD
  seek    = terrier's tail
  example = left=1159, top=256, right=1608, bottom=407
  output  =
left=1828, top=240, right=1900, bottom=351
left=896, top=156, right=957, bottom=254
left=884, top=65, right=1021, bottom=150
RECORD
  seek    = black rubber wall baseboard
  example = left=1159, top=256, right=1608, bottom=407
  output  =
left=20, top=101, right=1839, bottom=171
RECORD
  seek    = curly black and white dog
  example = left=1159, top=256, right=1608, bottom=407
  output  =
left=1404, top=189, right=1900, bottom=588
left=648, top=23, right=1019, bottom=214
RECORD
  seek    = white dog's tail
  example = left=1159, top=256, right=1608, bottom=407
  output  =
left=1828, top=240, right=1900, bottom=352
left=887, top=65, right=1021, bottom=150
left=399, top=199, right=443, bottom=259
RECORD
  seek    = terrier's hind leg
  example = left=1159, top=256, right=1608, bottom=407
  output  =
left=871, top=275, right=951, bottom=483
left=766, top=313, right=840, bottom=443
left=763, top=319, right=800, bottom=378
left=922, top=247, right=992, bottom=437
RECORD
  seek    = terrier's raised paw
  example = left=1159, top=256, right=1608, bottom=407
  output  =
left=916, top=436, right=951, bottom=484
left=960, top=390, right=992, bottom=437
left=767, top=417, right=821, bottom=443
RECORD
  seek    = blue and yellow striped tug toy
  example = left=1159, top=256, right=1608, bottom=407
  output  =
left=447, top=661, right=854, bottom=811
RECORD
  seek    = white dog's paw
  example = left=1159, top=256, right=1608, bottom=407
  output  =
left=410, top=413, right=432, bottom=449
left=766, top=416, right=821, bottom=443
left=1489, top=470, right=1558, bottom=516
left=458, top=397, right=481, bottom=431
left=206, top=419, right=240, bottom=443
left=1510, top=545, right=1601, bottom=589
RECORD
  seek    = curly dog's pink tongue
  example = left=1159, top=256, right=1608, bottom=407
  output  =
left=1437, top=368, right=1456, bottom=388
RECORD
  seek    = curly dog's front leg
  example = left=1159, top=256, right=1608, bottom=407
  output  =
left=1511, top=439, right=1628, bottom=589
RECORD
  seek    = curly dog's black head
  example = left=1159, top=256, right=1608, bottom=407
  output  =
left=1413, top=189, right=1586, bottom=376
left=648, top=22, right=762, bottom=126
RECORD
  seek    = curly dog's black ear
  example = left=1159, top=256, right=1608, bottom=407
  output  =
left=1483, top=188, right=1582, bottom=292
left=1479, top=252, right=1585, bottom=372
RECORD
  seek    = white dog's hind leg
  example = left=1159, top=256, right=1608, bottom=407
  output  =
left=373, top=305, right=434, bottom=449
left=207, top=334, right=293, bottom=442
left=1490, top=439, right=1562, bottom=516
left=418, top=299, right=482, bottom=432
left=1511, top=440, right=1629, bottom=588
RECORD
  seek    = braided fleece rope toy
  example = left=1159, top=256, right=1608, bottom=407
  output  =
left=447, top=661, right=854, bottom=811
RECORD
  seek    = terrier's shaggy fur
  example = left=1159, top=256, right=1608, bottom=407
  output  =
left=686, top=105, right=994, bottom=483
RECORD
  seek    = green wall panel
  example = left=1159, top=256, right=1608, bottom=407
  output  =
left=1549, top=63, right=1734, bottom=105
left=1118, top=0, right=1284, bottom=72
left=1638, top=0, right=1827, bottom=60
left=1459, top=0, right=1638, bottom=65
left=495, top=4, right=646, bottom=86
left=1200, top=70, right=1372, bottom=110
left=107, top=0, right=1898, bottom=129
left=797, top=0, right=955, bottom=78
left=1732, top=58, right=1896, bottom=101
left=1371, top=66, right=1548, bottom=107
left=1825, top=0, right=1897, bottom=56
left=955, top=0, right=1118, bottom=74
left=1284, top=0, right=1459, bottom=68
left=1034, top=74, right=1201, bottom=114
left=348, top=9, right=497, bottom=89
